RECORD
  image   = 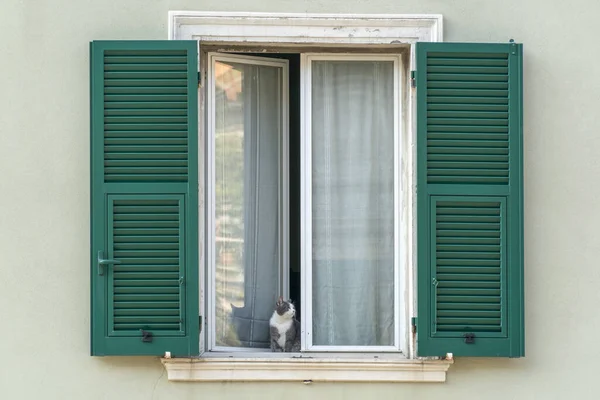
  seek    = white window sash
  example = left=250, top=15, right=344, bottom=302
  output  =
left=206, top=53, right=290, bottom=352
left=300, top=53, right=403, bottom=352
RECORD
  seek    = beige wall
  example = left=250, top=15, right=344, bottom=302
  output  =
left=1, top=0, right=599, bottom=398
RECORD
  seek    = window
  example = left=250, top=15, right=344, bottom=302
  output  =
left=90, top=14, right=524, bottom=378
left=205, top=52, right=403, bottom=352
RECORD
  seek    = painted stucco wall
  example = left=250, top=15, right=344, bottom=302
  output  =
left=1, top=0, right=599, bottom=398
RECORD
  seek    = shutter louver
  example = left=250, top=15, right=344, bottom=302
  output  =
left=111, top=197, right=184, bottom=334
left=91, top=41, right=199, bottom=356
left=426, top=51, right=510, bottom=185
left=103, top=49, right=190, bottom=183
left=416, top=43, right=524, bottom=357
left=433, top=198, right=505, bottom=335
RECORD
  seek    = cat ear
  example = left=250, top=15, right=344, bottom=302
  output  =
left=276, top=295, right=283, bottom=305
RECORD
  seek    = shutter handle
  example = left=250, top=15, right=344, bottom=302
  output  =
left=97, top=250, right=121, bottom=276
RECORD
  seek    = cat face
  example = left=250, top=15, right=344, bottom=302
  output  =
left=275, top=296, right=296, bottom=319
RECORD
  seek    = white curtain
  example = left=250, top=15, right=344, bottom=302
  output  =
left=215, top=61, right=281, bottom=348
left=311, top=60, right=395, bottom=346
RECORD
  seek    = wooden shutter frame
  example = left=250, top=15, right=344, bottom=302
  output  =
left=90, top=40, right=199, bottom=356
left=415, top=42, right=524, bottom=357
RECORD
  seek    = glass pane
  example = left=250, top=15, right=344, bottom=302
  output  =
left=311, top=60, right=395, bottom=346
left=214, top=60, right=282, bottom=348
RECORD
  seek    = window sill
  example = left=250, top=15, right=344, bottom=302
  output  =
left=160, top=356, right=453, bottom=383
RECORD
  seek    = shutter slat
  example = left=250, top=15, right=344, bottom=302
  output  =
left=430, top=167, right=507, bottom=176
left=115, top=323, right=181, bottom=331
left=429, top=161, right=508, bottom=169
left=114, top=272, right=180, bottom=279
left=428, top=81, right=508, bottom=90
left=104, top=102, right=188, bottom=109
left=114, top=280, right=180, bottom=287
left=437, top=295, right=501, bottom=303
left=106, top=161, right=188, bottom=168
left=437, top=237, right=501, bottom=245
left=437, top=259, right=500, bottom=267
left=428, top=177, right=509, bottom=184
left=113, top=206, right=179, bottom=213
left=437, top=281, right=500, bottom=289
left=427, top=66, right=508, bottom=74
left=113, top=228, right=179, bottom=235
left=114, top=287, right=179, bottom=294
left=105, top=139, right=188, bottom=146
left=113, top=294, right=178, bottom=301
left=427, top=73, right=509, bottom=82
left=104, top=152, right=187, bottom=160
left=428, top=111, right=509, bottom=119
left=105, top=116, right=188, bottom=123
left=427, top=88, right=509, bottom=97
left=104, top=56, right=188, bottom=64
left=436, top=302, right=501, bottom=310
left=105, top=87, right=188, bottom=94
left=115, top=266, right=179, bottom=273
left=104, top=94, right=188, bottom=102
left=427, top=147, right=508, bottom=154
left=437, top=267, right=500, bottom=274
left=437, top=310, right=501, bottom=317
left=428, top=103, right=509, bottom=111
left=427, top=96, right=509, bottom=104
left=428, top=118, right=508, bottom=126
left=436, top=324, right=501, bottom=332
left=115, top=243, right=179, bottom=250
left=437, top=244, right=500, bottom=252
left=115, top=253, right=180, bottom=259
left=428, top=125, right=508, bottom=133
left=105, top=109, right=187, bottom=116
left=104, top=64, right=188, bottom=71
left=104, top=124, right=188, bottom=131
left=104, top=79, right=188, bottom=87
left=437, top=273, right=500, bottom=281
left=115, top=308, right=180, bottom=315
left=105, top=175, right=188, bottom=182
left=105, top=71, right=188, bottom=79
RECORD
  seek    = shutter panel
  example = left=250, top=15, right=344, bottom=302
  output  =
left=90, top=41, right=199, bottom=356
left=416, top=42, right=524, bottom=357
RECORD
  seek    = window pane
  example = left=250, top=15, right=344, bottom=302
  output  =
left=214, top=61, right=282, bottom=348
left=311, top=60, right=395, bottom=346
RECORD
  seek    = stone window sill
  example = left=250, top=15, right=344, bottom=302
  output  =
left=161, top=356, right=453, bottom=383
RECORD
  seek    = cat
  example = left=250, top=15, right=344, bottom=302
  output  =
left=269, top=296, right=301, bottom=352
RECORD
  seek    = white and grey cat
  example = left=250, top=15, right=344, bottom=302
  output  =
left=269, top=296, right=300, bottom=352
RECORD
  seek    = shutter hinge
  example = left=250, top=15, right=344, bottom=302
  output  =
left=198, top=71, right=202, bottom=88
left=411, top=317, right=417, bottom=334
left=509, top=38, right=517, bottom=55
left=199, top=315, right=203, bottom=333
left=410, top=71, right=416, bottom=88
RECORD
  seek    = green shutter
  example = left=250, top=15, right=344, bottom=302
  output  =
left=416, top=42, right=524, bottom=357
left=90, top=40, right=199, bottom=356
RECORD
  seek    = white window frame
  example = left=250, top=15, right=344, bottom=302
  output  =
left=300, top=53, right=403, bottom=352
left=206, top=52, right=290, bottom=352
left=163, top=11, right=453, bottom=383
